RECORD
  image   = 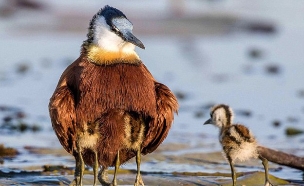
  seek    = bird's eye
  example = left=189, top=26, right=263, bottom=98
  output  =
left=112, top=26, right=119, bottom=33
left=111, top=26, right=123, bottom=38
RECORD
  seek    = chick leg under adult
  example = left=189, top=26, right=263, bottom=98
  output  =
left=228, top=158, right=236, bottom=186
left=93, top=150, right=99, bottom=186
left=98, top=151, right=120, bottom=186
left=70, top=142, right=85, bottom=186
left=98, top=166, right=110, bottom=186
left=134, top=150, right=144, bottom=186
left=112, top=150, right=120, bottom=186
left=259, top=155, right=273, bottom=186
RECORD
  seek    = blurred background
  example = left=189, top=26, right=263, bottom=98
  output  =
left=0, top=0, right=303, bottom=184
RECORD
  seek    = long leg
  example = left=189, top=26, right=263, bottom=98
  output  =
left=93, top=150, right=99, bottom=186
left=228, top=158, right=236, bottom=186
left=112, top=150, right=120, bottom=186
left=70, top=142, right=85, bottom=186
left=259, top=155, right=273, bottom=186
left=78, top=145, right=85, bottom=186
left=134, top=149, right=144, bottom=186
left=69, top=155, right=80, bottom=186
left=98, top=166, right=110, bottom=186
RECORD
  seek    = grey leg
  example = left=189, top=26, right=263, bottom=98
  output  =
left=78, top=146, right=85, bottom=186
left=259, top=155, right=273, bottom=186
left=70, top=142, right=84, bottom=186
left=112, top=151, right=120, bottom=186
left=134, top=150, right=144, bottom=186
left=93, top=151, right=99, bottom=186
left=69, top=155, right=80, bottom=186
left=228, top=158, right=236, bottom=186
left=98, top=166, right=110, bottom=186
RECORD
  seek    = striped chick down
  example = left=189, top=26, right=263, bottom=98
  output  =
left=220, top=124, right=258, bottom=163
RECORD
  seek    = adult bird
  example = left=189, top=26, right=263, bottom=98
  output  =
left=49, top=5, right=178, bottom=186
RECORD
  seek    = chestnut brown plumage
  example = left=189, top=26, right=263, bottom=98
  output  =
left=49, top=5, right=178, bottom=186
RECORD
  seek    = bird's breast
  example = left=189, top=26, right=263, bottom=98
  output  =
left=74, top=61, right=157, bottom=124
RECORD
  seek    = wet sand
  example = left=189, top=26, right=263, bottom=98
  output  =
left=0, top=144, right=293, bottom=185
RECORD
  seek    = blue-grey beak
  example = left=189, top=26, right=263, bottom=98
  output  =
left=111, top=17, right=145, bottom=49
left=124, top=31, right=145, bottom=49
left=204, top=118, right=212, bottom=125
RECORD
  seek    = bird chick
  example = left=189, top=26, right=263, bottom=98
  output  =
left=49, top=5, right=178, bottom=186
left=204, top=104, right=272, bottom=186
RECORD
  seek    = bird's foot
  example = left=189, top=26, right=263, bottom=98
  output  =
left=98, top=180, right=117, bottom=186
left=111, top=180, right=118, bottom=186
left=265, top=180, right=274, bottom=186
left=69, top=176, right=82, bottom=186
left=134, top=174, right=144, bottom=186
left=98, top=168, right=114, bottom=186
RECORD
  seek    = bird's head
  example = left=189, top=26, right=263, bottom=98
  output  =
left=204, top=104, right=234, bottom=129
left=83, top=5, right=145, bottom=63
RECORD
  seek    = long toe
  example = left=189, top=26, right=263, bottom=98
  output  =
left=98, top=178, right=111, bottom=186
left=69, top=177, right=81, bottom=186
left=98, top=170, right=111, bottom=186
left=68, top=179, right=77, bottom=186
left=265, top=180, right=274, bottom=186
left=111, top=180, right=118, bottom=186
left=134, top=175, right=144, bottom=186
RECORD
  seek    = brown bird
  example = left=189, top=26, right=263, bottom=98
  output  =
left=49, top=5, right=178, bottom=186
left=204, top=104, right=272, bottom=186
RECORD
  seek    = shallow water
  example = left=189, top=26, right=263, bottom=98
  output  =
left=1, top=0, right=304, bottom=185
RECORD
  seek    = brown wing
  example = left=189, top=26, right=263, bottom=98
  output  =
left=49, top=66, right=77, bottom=155
left=142, top=82, right=178, bottom=154
left=234, top=124, right=255, bottom=143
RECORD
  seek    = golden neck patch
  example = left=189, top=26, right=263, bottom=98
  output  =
left=87, top=45, right=140, bottom=65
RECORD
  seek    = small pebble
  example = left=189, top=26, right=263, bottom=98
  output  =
left=3, top=116, right=13, bottom=123
left=16, top=62, right=30, bottom=74
left=194, top=111, right=204, bottom=118
left=297, top=90, right=304, bottom=98
left=272, top=120, right=281, bottom=128
left=174, top=91, right=187, bottom=100
left=0, top=144, right=18, bottom=157
left=285, top=127, right=304, bottom=136
left=248, top=47, right=264, bottom=59
left=286, top=116, right=299, bottom=123
left=265, top=64, right=281, bottom=75
left=236, top=109, right=252, bottom=117
left=244, top=21, right=276, bottom=34
left=16, top=111, right=26, bottom=119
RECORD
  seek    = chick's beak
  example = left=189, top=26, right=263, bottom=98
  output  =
left=204, top=118, right=212, bottom=125
left=124, top=31, right=145, bottom=49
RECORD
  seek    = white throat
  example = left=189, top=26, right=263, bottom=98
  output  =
left=93, top=16, right=136, bottom=53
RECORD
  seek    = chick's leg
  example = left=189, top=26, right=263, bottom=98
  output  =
left=134, top=149, right=144, bottom=186
left=111, top=150, right=120, bottom=186
left=259, top=155, right=273, bottom=186
left=70, top=142, right=85, bottom=186
left=93, top=150, right=99, bottom=186
left=98, top=166, right=110, bottom=186
left=228, top=158, right=236, bottom=186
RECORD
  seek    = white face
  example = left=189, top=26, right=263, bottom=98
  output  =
left=211, top=108, right=227, bottom=128
left=93, top=16, right=135, bottom=53
left=211, top=107, right=234, bottom=128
